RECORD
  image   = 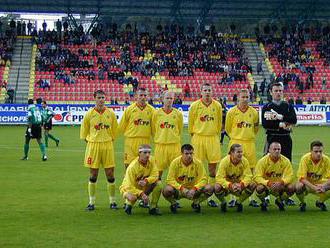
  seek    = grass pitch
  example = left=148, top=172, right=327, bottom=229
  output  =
left=1, top=125, right=330, bottom=247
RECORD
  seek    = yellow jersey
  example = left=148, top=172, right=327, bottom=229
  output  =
left=188, top=99, right=222, bottom=136
left=225, top=105, right=259, bottom=141
left=120, top=156, right=159, bottom=196
left=216, top=155, right=253, bottom=187
left=166, top=156, right=207, bottom=190
left=118, top=103, right=154, bottom=138
left=255, top=154, right=294, bottom=186
left=80, top=107, right=118, bottom=142
left=152, top=108, right=183, bottom=144
left=297, top=152, right=330, bottom=184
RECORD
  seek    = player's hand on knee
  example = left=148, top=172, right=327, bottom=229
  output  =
left=186, top=189, right=196, bottom=200
left=315, top=184, right=326, bottom=193
left=138, top=179, right=147, bottom=187
left=140, top=192, right=149, bottom=205
left=230, top=183, right=241, bottom=193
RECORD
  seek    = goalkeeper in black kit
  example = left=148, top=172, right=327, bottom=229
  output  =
left=261, top=82, right=297, bottom=205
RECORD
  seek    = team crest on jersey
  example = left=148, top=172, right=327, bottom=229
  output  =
left=307, top=172, right=322, bottom=180
left=94, top=123, right=110, bottom=130
left=200, top=115, right=214, bottom=122
left=236, top=121, right=252, bottom=128
left=134, top=119, right=150, bottom=126
left=160, top=122, right=175, bottom=129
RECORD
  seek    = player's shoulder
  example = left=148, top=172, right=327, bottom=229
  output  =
left=280, top=154, right=292, bottom=164
left=173, top=107, right=183, bottom=116
left=220, top=155, right=231, bottom=165
left=190, top=99, right=201, bottom=108
left=242, top=156, right=250, bottom=165
left=248, top=105, right=258, bottom=113
left=227, top=105, right=238, bottom=114
left=212, top=99, right=221, bottom=108
left=258, top=154, right=269, bottom=163
left=170, top=155, right=182, bottom=166
left=301, top=152, right=311, bottom=161
left=322, top=154, right=330, bottom=164
left=192, top=157, right=203, bottom=166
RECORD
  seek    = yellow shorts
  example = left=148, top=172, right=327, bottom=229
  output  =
left=124, top=137, right=151, bottom=165
left=228, top=139, right=256, bottom=169
left=154, top=143, right=181, bottom=171
left=191, top=134, right=221, bottom=164
left=84, top=141, right=115, bottom=168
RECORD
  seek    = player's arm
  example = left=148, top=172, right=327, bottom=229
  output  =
left=253, top=109, right=259, bottom=134
left=188, top=104, right=195, bottom=136
left=110, top=110, right=118, bottom=140
left=225, top=109, right=233, bottom=137
left=281, top=160, right=294, bottom=184
left=166, top=161, right=182, bottom=190
left=297, top=156, right=316, bottom=188
left=194, top=162, right=208, bottom=190
left=254, top=160, right=269, bottom=186
left=80, top=111, right=90, bottom=140
left=151, top=111, right=157, bottom=137
left=215, top=160, right=231, bottom=188
left=217, top=102, right=223, bottom=135
left=178, top=111, right=184, bottom=137
left=241, top=160, right=252, bottom=185
left=125, top=166, right=143, bottom=196
left=145, top=159, right=159, bottom=184
left=117, top=108, right=129, bottom=136
left=283, top=103, right=297, bottom=125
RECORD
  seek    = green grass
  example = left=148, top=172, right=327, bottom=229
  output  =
left=1, top=126, right=330, bottom=247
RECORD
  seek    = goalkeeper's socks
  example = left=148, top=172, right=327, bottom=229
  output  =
left=24, top=144, right=29, bottom=157
left=39, top=143, right=46, bottom=156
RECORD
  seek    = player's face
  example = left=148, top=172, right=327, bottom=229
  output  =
left=42, top=103, right=46, bottom=109
left=139, top=150, right=151, bottom=164
left=231, top=146, right=243, bottom=161
left=182, top=149, right=194, bottom=165
left=271, top=86, right=283, bottom=101
left=95, top=93, right=106, bottom=108
left=136, top=90, right=147, bottom=106
left=311, top=146, right=323, bottom=161
left=238, top=92, right=249, bottom=106
left=163, top=92, right=174, bottom=108
left=269, top=143, right=281, bottom=159
left=201, top=86, right=212, bottom=100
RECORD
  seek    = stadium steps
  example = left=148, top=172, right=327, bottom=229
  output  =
left=243, top=41, right=272, bottom=100
left=7, top=38, right=33, bottom=103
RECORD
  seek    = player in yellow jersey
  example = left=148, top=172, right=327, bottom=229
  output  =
left=188, top=83, right=222, bottom=207
left=120, top=144, right=162, bottom=215
left=296, top=141, right=330, bottom=211
left=118, top=88, right=154, bottom=169
left=163, top=144, right=213, bottom=213
left=255, top=142, right=295, bottom=211
left=214, top=144, right=256, bottom=212
left=80, top=90, right=118, bottom=211
left=225, top=89, right=259, bottom=208
left=152, top=91, right=183, bottom=178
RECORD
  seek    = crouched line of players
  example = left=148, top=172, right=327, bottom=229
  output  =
left=85, top=140, right=330, bottom=215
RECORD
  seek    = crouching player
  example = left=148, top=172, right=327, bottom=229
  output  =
left=296, top=141, right=330, bottom=211
left=214, top=144, right=256, bottom=212
left=119, top=144, right=162, bottom=215
left=163, top=144, right=213, bottom=213
left=255, top=142, right=295, bottom=211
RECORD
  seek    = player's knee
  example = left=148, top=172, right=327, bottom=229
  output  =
left=273, top=184, right=285, bottom=193
left=204, top=184, right=214, bottom=195
left=214, top=183, right=224, bottom=194
left=248, top=182, right=257, bottom=192
left=107, top=177, right=115, bottom=183
left=89, top=176, right=97, bottom=183
left=162, top=185, right=174, bottom=197
left=286, top=184, right=295, bottom=196
left=295, top=182, right=305, bottom=194
left=256, top=184, right=266, bottom=194
left=126, top=193, right=137, bottom=203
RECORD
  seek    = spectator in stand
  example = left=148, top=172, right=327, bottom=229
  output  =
left=322, top=75, right=327, bottom=90
left=232, top=94, right=238, bottom=105
left=307, top=98, right=313, bottom=104
left=2, top=80, right=8, bottom=89
left=320, top=96, right=327, bottom=104
left=184, top=83, right=191, bottom=98
left=295, top=96, right=303, bottom=105
left=6, top=88, right=14, bottom=103
left=257, top=60, right=263, bottom=75
left=27, top=21, right=32, bottom=35
left=288, top=97, right=295, bottom=105
left=174, top=94, right=183, bottom=105
left=260, top=79, right=266, bottom=96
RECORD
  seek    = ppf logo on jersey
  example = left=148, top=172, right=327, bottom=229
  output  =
left=236, top=121, right=252, bottom=128
left=134, top=119, right=150, bottom=126
left=160, top=122, right=175, bottom=129
left=200, top=115, right=214, bottom=122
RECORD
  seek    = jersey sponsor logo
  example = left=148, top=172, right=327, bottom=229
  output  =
left=236, top=121, right=252, bottom=128
left=177, top=175, right=194, bottom=182
left=307, top=172, right=322, bottom=181
left=160, top=122, right=175, bottom=129
left=134, top=119, right=150, bottom=126
left=94, top=123, right=110, bottom=130
left=265, top=171, right=282, bottom=178
left=200, top=115, right=214, bottom=122
left=53, top=111, right=71, bottom=122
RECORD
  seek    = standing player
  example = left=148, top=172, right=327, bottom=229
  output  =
left=214, top=144, right=256, bottom=212
left=118, top=88, right=154, bottom=169
left=80, top=90, right=118, bottom=211
left=296, top=141, right=330, bottom=211
left=188, top=83, right=222, bottom=207
left=152, top=91, right=183, bottom=178
left=261, top=82, right=297, bottom=206
left=254, top=142, right=295, bottom=211
left=119, top=144, right=162, bottom=215
left=163, top=144, right=213, bottom=213
left=225, top=89, right=259, bottom=207
left=41, top=101, right=60, bottom=147
left=22, top=99, right=47, bottom=161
